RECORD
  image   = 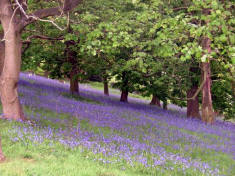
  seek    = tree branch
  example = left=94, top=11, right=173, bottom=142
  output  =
left=19, top=0, right=83, bottom=30
left=22, top=34, right=64, bottom=54
left=25, top=34, right=64, bottom=41
left=173, top=7, right=188, bottom=12
left=168, top=69, right=207, bottom=101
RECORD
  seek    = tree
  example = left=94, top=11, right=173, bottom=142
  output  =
left=201, top=37, right=214, bottom=123
left=187, top=66, right=201, bottom=118
left=0, top=0, right=82, bottom=120
left=78, top=0, right=138, bottom=100
left=159, top=0, right=235, bottom=123
left=22, top=24, right=83, bottom=95
left=64, top=26, right=80, bottom=94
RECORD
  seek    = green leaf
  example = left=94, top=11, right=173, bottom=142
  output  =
left=219, top=34, right=227, bottom=42
left=65, top=34, right=78, bottom=41
left=211, top=1, right=218, bottom=9
left=92, top=50, right=97, bottom=56
left=201, top=55, right=207, bottom=62
left=215, top=10, right=221, bottom=15
left=232, top=58, right=235, bottom=65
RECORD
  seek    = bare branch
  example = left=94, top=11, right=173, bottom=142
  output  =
left=25, top=34, right=64, bottom=42
left=19, top=0, right=83, bottom=30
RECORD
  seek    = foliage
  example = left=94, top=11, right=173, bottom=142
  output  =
left=21, top=0, right=235, bottom=119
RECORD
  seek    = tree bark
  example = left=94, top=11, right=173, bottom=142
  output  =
left=0, top=136, right=5, bottom=162
left=187, top=66, right=201, bottom=119
left=0, top=2, right=25, bottom=120
left=43, top=71, right=49, bottom=78
left=103, top=76, right=109, bottom=96
left=201, top=37, right=214, bottom=124
left=120, top=72, right=128, bottom=102
left=150, top=95, right=161, bottom=107
left=64, top=26, right=79, bottom=95
left=163, top=100, right=167, bottom=110
left=69, top=69, right=79, bottom=94
left=0, top=33, right=4, bottom=76
left=201, top=62, right=214, bottom=124
left=120, top=91, right=128, bottom=102
left=187, top=86, right=200, bottom=118
left=0, top=32, right=25, bottom=120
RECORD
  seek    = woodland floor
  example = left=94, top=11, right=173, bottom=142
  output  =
left=0, top=72, right=234, bottom=176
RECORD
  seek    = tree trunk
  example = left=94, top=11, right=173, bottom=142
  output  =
left=0, top=7, right=25, bottom=120
left=44, top=71, right=49, bottom=78
left=64, top=27, right=79, bottom=95
left=187, top=86, right=200, bottom=118
left=103, top=76, right=109, bottom=96
left=201, top=37, right=214, bottom=124
left=120, top=71, right=129, bottom=102
left=163, top=100, right=167, bottom=110
left=0, top=33, right=4, bottom=76
left=120, top=91, right=128, bottom=102
left=150, top=95, right=161, bottom=107
left=201, top=62, right=214, bottom=124
left=69, top=69, right=79, bottom=94
left=0, top=136, right=5, bottom=162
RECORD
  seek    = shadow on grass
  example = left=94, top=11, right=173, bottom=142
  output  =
left=61, top=92, right=103, bottom=105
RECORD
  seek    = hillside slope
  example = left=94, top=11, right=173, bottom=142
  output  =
left=0, top=72, right=234, bottom=176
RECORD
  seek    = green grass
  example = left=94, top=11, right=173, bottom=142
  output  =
left=61, top=92, right=103, bottom=105
left=0, top=118, right=141, bottom=176
left=0, top=135, right=138, bottom=176
left=0, top=118, right=184, bottom=176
